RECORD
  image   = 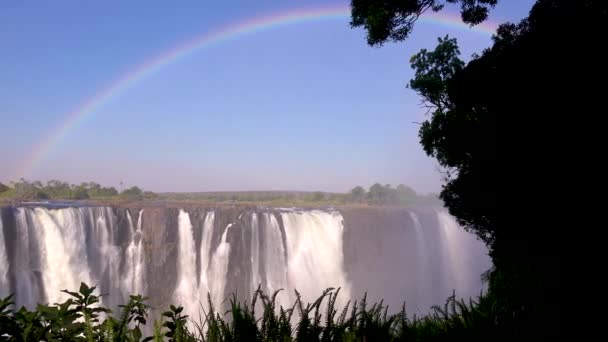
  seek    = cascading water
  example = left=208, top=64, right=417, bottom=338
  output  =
left=124, top=210, right=145, bottom=295
left=261, top=213, right=287, bottom=299
left=0, top=204, right=489, bottom=324
left=409, top=212, right=430, bottom=310
left=11, top=208, right=42, bottom=308
left=436, top=210, right=481, bottom=296
left=250, top=213, right=261, bottom=291
left=208, top=223, right=231, bottom=308
left=88, top=207, right=122, bottom=308
left=281, top=210, right=352, bottom=307
left=29, top=207, right=92, bottom=304
left=174, top=209, right=199, bottom=320
left=198, top=211, right=215, bottom=297
left=0, top=217, right=8, bottom=297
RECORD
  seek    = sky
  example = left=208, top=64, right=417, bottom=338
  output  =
left=0, top=0, right=535, bottom=193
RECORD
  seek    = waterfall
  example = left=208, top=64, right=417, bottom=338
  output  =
left=198, top=211, right=215, bottom=297
left=124, top=209, right=145, bottom=295
left=174, top=210, right=199, bottom=320
left=250, top=213, right=261, bottom=291
left=281, top=210, right=351, bottom=307
left=32, top=208, right=92, bottom=304
left=0, top=217, right=9, bottom=298
left=436, top=210, right=484, bottom=297
left=88, top=207, right=121, bottom=308
left=0, top=204, right=489, bottom=321
left=262, top=213, right=288, bottom=307
left=12, top=208, right=42, bottom=307
left=409, top=212, right=431, bottom=310
left=209, top=223, right=231, bottom=308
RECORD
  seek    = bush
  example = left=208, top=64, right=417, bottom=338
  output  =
left=0, top=283, right=507, bottom=341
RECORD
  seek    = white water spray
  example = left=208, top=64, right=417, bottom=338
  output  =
left=124, top=210, right=145, bottom=295
left=174, top=210, right=199, bottom=320
left=281, top=210, right=352, bottom=307
left=409, top=212, right=431, bottom=310
left=209, top=223, right=231, bottom=308
left=250, top=213, right=261, bottom=291
left=436, top=210, right=486, bottom=297
left=0, top=217, right=9, bottom=297
left=262, top=213, right=288, bottom=306
left=198, top=211, right=215, bottom=298
left=30, top=208, right=92, bottom=304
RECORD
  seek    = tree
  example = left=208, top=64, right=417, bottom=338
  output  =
left=99, top=186, right=118, bottom=197
left=350, top=0, right=498, bottom=45
left=408, top=0, right=607, bottom=263
left=0, top=182, right=8, bottom=193
left=350, top=186, right=366, bottom=203
left=367, top=183, right=385, bottom=204
left=311, top=191, right=325, bottom=202
left=121, top=186, right=144, bottom=200
left=353, top=0, right=607, bottom=336
left=396, top=184, right=417, bottom=204
left=396, top=184, right=416, bottom=196
left=45, top=179, right=71, bottom=198
left=70, top=185, right=90, bottom=200
left=11, top=178, right=47, bottom=200
left=143, top=191, right=158, bottom=200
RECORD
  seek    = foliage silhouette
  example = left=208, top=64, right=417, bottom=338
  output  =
left=350, top=0, right=498, bottom=45
left=352, top=0, right=607, bottom=338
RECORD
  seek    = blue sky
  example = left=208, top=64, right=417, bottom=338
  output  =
left=0, top=0, right=535, bottom=193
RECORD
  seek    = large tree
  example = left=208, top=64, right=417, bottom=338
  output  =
left=352, top=0, right=607, bottom=336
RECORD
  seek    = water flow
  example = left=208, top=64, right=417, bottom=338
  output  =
left=436, top=210, right=486, bottom=297
left=409, top=212, right=430, bottom=310
left=262, top=213, right=288, bottom=307
left=1, top=205, right=489, bottom=322
left=30, top=208, right=92, bottom=304
left=281, top=210, right=352, bottom=307
left=174, top=210, right=199, bottom=321
left=124, top=210, right=145, bottom=295
left=250, top=213, right=261, bottom=291
left=198, top=211, right=215, bottom=297
left=209, top=223, right=231, bottom=308
left=13, top=208, right=43, bottom=307
left=0, top=217, right=9, bottom=297
left=88, top=207, right=122, bottom=308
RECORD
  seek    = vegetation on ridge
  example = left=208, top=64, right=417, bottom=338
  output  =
left=0, top=179, right=156, bottom=201
left=0, top=179, right=437, bottom=206
left=158, top=183, right=438, bottom=207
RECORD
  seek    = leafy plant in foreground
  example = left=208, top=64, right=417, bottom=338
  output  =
left=0, top=283, right=503, bottom=341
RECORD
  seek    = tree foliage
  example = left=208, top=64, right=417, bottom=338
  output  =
left=354, top=0, right=607, bottom=337
left=349, top=186, right=366, bottom=203
left=0, top=179, right=150, bottom=201
left=0, top=183, right=10, bottom=193
left=121, top=186, right=144, bottom=200
left=350, top=0, right=498, bottom=45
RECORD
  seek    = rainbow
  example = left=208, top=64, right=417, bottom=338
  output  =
left=20, top=6, right=496, bottom=177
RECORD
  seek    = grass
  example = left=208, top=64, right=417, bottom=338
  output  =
left=0, top=283, right=505, bottom=341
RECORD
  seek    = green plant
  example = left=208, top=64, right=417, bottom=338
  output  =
left=0, top=282, right=511, bottom=341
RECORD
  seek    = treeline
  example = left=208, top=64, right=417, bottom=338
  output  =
left=0, top=179, right=156, bottom=201
left=159, top=183, right=439, bottom=206
left=349, top=183, right=421, bottom=205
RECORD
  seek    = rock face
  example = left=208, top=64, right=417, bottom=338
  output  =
left=0, top=203, right=489, bottom=321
